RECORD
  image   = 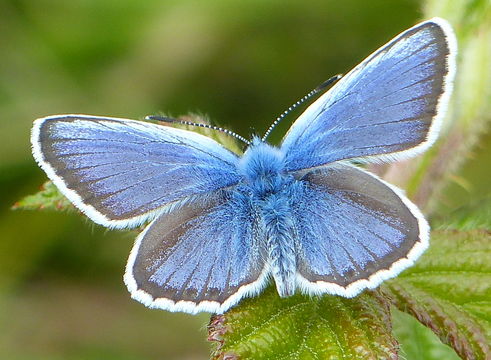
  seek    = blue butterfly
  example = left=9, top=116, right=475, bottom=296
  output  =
left=31, top=18, right=456, bottom=314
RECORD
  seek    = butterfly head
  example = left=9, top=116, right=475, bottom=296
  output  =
left=238, top=136, right=286, bottom=191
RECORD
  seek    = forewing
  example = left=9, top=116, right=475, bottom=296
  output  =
left=31, top=115, right=241, bottom=228
left=293, top=163, right=428, bottom=297
left=124, top=190, right=268, bottom=314
left=282, top=18, right=456, bottom=171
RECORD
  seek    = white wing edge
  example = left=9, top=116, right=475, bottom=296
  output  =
left=30, top=114, right=222, bottom=230
left=123, top=220, right=272, bottom=314
left=295, top=164, right=430, bottom=297
left=282, top=17, right=458, bottom=164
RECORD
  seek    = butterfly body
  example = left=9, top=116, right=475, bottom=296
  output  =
left=31, top=18, right=456, bottom=313
left=234, top=137, right=298, bottom=296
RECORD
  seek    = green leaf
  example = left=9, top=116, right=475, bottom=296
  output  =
left=208, top=286, right=398, bottom=360
left=393, top=309, right=460, bottom=360
left=12, top=181, right=73, bottom=211
left=384, top=230, right=491, bottom=359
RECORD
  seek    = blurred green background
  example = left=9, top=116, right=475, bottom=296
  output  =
left=1, top=0, right=489, bottom=359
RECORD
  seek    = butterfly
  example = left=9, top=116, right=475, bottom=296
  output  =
left=31, top=18, right=456, bottom=314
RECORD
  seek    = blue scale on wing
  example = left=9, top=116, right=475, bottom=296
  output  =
left=294, top=188, right=376, bottom=278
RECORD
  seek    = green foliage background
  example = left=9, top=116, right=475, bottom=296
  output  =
left=1, top=0, right=490, bottom=359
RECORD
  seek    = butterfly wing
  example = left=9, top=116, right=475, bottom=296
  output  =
left=31, top=115, right=241, bottom=228
left=282, top=18, right=456, bottom=171
left=292, top=163, right=428, bottom=296
left=124, top=190, right=268, bottom=314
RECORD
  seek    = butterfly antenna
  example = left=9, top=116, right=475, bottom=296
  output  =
left=146, top=115, right=251, bottom=146
left=261, top=74, right=343, bottom=142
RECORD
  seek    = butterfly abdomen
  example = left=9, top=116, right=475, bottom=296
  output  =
left=260, top=192, right=297, bottom=297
